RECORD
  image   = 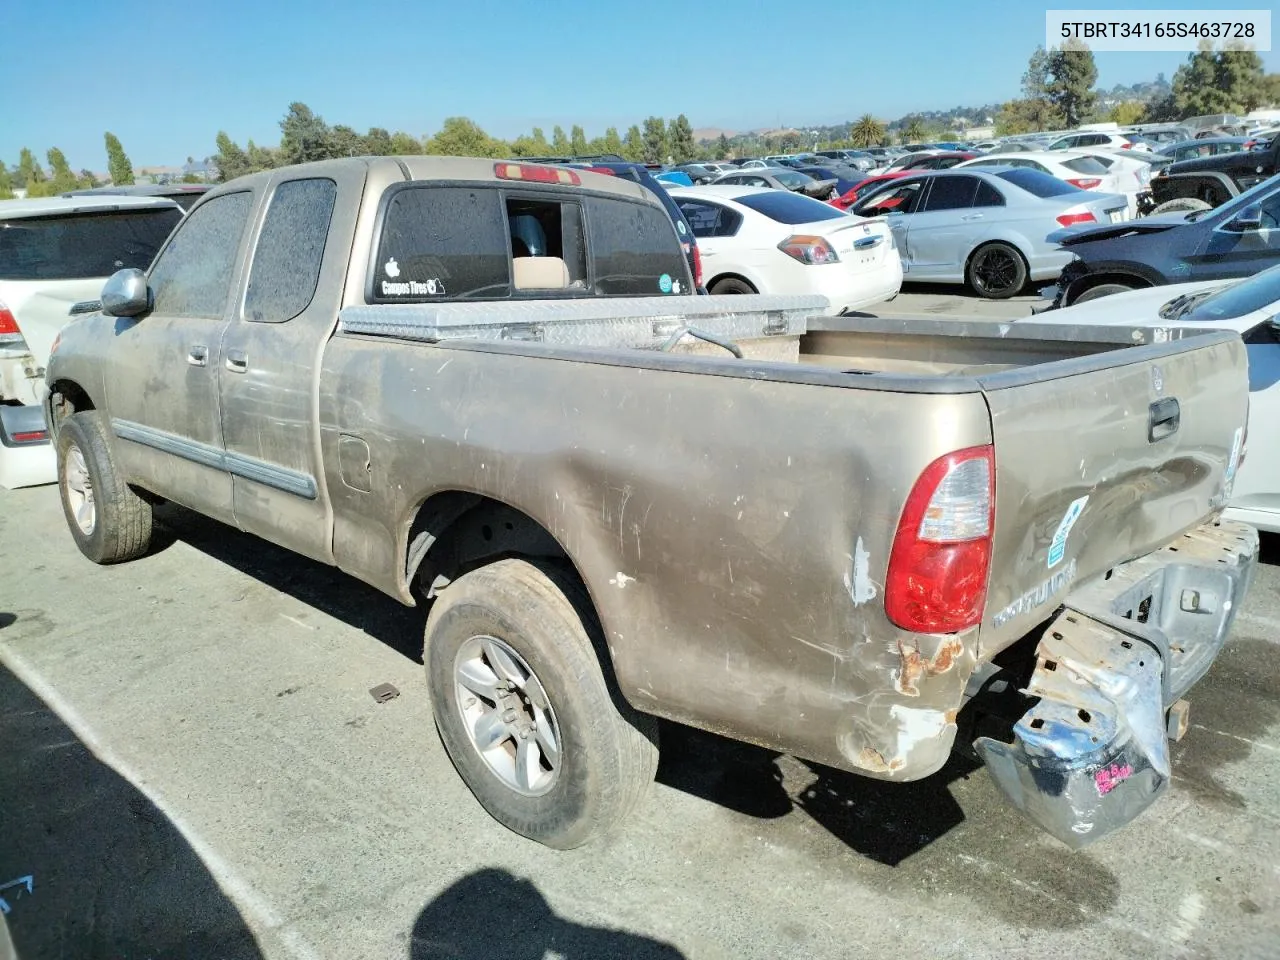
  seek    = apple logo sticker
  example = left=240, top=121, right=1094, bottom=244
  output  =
left=385, top=257, right=401, bottom=278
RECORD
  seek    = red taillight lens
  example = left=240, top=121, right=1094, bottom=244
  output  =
left=885, top=445, right=994, bottom=634
left=778, top=234, right=840, bottom=264
left=582, top=166, right=617, bottom=176
left=1121, top=142, right=1133, bottom=149
left=692, top=243, right=704, bottom=289
left=1065, top=178, right=1102, bottom=189
left=1056, top=212, right=1097, bottom=227
left=493, top=162, right=581, bottom=186
left=12, top=430, right=47, bottom=443
left=0, top=301, right=23, bottom=344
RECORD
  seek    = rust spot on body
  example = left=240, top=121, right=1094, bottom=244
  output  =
left=856, top=747, right=905, bottom=773
left=896, top=636, right=965, bottom=696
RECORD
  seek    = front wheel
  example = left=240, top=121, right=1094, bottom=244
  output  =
left=425, top=559, right=659, bottom=849
left=708, top=277, right=756, bottom=295
left=56, top=411, right=153, bottom=564
left=966, top=242, right=1028, bottom=300
left=1150, top=197, right=1212, bottom=216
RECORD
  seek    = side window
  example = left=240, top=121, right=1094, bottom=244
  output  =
left=585, top=196, right=691, bottom=296
left=922, top=176, right=979, bottom=211
left=244, top=178, right=337, bottom=323
left=675, top=200, right=743, bottom=239
left=974, top=181, right=1006, bottom=207
left=372, top=186, right=510, bottom=301
left=148, top=192, right=252, bottom=318
left=854, top=180, right=925, bottom=216
left=747, top=176, right=768, bottom=187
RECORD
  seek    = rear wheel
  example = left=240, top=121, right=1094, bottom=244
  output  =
left=1150, top=197, right=1212, bottom=216
left=1072, top=282, right=1136, bottom=305
left=709, top=277, right=756, bottom=295
left=425, top=558, right=659, bottom=849
left=56, top=411, right=153, bottom=564
left=966, top=242, right=1028, bottom=300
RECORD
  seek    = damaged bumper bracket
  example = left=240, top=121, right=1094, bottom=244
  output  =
left=976, top=518, right=1258, bottom=849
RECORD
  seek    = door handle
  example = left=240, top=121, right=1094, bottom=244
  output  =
left=187, top=344, right=208, bottom=367
left=1149, top=398, right=1180, bottom=442
left=225, top=349, right=248, bottom=374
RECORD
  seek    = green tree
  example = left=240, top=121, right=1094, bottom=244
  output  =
left=279, top=102, right=333, bottom=164
left=1023, top=45, right=1053, bottom=100
left=551, top=125, right=571, bottom=154
left=1046, top=42, right=1098, bottom=127
left=389, top=131, right=422, bottom=155
left=1109, top=101, right=1146, bottom=125
left=247, top=140, right=279, bottom=171
left=77, top=169, right=98, bottom=188
left=425, top=116, right=508, bottom=158
left=16, top=148, right=42, bottom=190
left=365, top=127, right=394, bottom=155
left=569, top=124, right=588, bottom=155
left=0, top=164, right=13, bottom=200
left=330, top=124, right=367, bottom=157
left=1264, top=73, right=1280, bottom=107
left=214, top=131, right=251, bottom=182
left=668, top=114, right=696, bottom=162
left=850, top=114, right=885, bottom=147
left=715, top=133, right=731, bottom=159
left=901, top=117, right=928, bottom=142
left=46, top=147, right=79, bottom=193
left=622, top=125, right=644, bottom=162
left=641, top=116, right=667, bottom=163
left=104, top=132, right=134, bottom=185
left=602, top=126, right=625, bottom=157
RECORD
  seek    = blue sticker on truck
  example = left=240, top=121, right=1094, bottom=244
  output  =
left=658, top=273, right=673, bottom=294
left=1048, top=495, right=1089, bottom=569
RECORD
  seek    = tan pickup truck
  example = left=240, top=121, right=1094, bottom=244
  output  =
left=43, top=156, right=1257, bottom=851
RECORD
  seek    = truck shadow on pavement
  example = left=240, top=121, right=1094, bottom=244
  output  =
left=0, top=654, right=266, bottom=960
left=409, top=868, right=685, bottom=959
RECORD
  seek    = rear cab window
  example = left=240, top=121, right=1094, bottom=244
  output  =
left=369, top=182, right=691, bottom=302
left=0, top=207, right=182, bottom=281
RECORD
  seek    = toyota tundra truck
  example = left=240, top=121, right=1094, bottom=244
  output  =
left=43, top=156, right=1258, bottom=851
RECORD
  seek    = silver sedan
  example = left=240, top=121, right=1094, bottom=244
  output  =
left=847, top=167, right=1129, bottom=299
left=711, top=168, right=838, bottom=200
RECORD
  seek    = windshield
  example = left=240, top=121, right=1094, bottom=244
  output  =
left=0, top=208, right=182, bottom=280
left=1168, top=264, right=1280, bottom=322
left=773, top=171, right=814, bottom=189
left=995, top=168, right=1082, bottom=197
left=734, top=191, right=847, bottom=224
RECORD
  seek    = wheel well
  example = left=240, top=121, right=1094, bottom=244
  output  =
left=48, top=379, right=95, bottom=424
left=1066, top=272, right=1150, bottom=304
left=706, top=272, right=757, bottom=293
left=405, top=492, right=576, bottom=601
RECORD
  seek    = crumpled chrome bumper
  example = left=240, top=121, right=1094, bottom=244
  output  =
left=976, top=518, right=1258, bottom=849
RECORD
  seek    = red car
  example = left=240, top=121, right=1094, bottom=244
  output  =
left=830, top=171, right=915, bottom=211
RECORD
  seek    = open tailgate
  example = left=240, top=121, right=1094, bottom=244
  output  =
left=977, top=330, right=1249, bottom=655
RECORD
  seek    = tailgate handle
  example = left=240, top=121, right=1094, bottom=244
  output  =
left=853, top=236, right=882, bottom=249
left=1148, top=398, right=1180, bottom=442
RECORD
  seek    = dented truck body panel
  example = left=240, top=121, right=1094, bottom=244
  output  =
left=44, top=156, right=1259, bottom=846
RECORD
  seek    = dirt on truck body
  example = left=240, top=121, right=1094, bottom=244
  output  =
left=43, top=156, right=1257, bottom=851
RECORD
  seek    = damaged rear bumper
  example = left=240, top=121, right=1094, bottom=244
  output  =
left=976, top=518, right=1257, bottom=848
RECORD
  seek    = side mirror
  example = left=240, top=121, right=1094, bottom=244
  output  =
left=1223, top=205, right=1263, bottom=233
left=101, top=268, right=151, bottom=317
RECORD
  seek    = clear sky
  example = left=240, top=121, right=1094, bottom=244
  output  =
left=3, top=0, right=1276, bottom=171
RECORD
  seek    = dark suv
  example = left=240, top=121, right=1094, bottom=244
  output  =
left=516, top=155, right=703, bottom=290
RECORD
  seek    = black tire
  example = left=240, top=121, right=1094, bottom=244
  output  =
left=966, top=242, right=1028, bottom=300
left=56, top=411, right=153, bottom=564
left=709, top=277, right=756, bottom=295
left=1150, top=197, right=1212, bottom=216
left=1071, top=282, right=1136, bottom=305
left=425, top=558, right=659, bottom=849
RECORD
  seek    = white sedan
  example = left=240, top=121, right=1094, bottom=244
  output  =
left=668, top=186, right=903, bottom=314
left=1028, top=266, right=1280, bottom=531
left=956, top=151, right=1142, bottom=217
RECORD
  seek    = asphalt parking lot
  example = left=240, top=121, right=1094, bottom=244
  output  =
left=2, top=290, right=1278, bottom=960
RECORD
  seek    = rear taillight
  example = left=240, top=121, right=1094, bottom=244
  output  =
left=12, top=430, right=47, bottom=443
left=1121, top=142, right=1133, bottom=149
left=692, top=243, right=704, bottom=289
left=1066, top=178, right=1102, bottom=190
left=0, top=301, right=25, bottom=346
left=885, top=445, right=994, bottom=634
left=1056, top=211, right=1097, bottom=227
left=493, top=162, right=581, bottom=186
left=778, top=234, right=840, bottom=264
